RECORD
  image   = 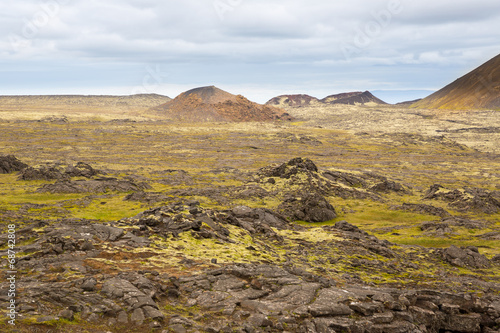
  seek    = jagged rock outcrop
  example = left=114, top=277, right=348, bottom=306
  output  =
left=369, top=180, right=408, bottom=193
left=158, top=158, right=409, bottom=209
left=255, top=157, right=408, bottom=201
left=278, top=192, right=337, bottom=222
left=36, top=177, right=151, bottom=193
left=0, top=199, right=499, bottom=332
left=18, top=165, right=66, bottom=181
left=18, top=162, right=99, bottom=181
left=424, top=184, right=500, bottom=214
left=176, top=264, right=499, bottom=333
left=65, top=162, right=98, bottom=178
left=442, top=245, right=491, bottom=269
left=14, top=260, right=500, bottom=332
left=391, top=203, right=451, bottom=217
left=0, top=155, right=28, bottom=174
left=259, top=157, right=319, bottom=179
left=123, top=201, right=292, bottom=241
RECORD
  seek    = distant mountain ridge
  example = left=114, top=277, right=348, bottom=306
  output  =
left=412, top=53, right=500, bottom=110
left=152, top=86, right=291, bottom=122
left=0, top=94, right=172, bottom=112
left=266, top=91, right=387, bottom=107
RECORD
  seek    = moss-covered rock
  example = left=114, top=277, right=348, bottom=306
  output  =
left=278, top=192, right=337, bottom=222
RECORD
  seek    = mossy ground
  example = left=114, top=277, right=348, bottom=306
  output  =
left=0, top=116, right=499, bottom=331
left=1, top=119, right=498, bottom=248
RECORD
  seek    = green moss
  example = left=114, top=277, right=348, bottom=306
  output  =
left=276, top=227, right=342, bottom=243
left=120, top=224, right=285, bottom=266
left=68, top=195, right=143, bottom=221
left=164, top=303, right=201, bottom=316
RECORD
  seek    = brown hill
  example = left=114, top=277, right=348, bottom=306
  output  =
left=152, top=86, right=291, bottom=122
left=396, top=98, right=422, bottom=106
left=266, top=91, right=388, bottom=108
left=412, top=53, right=500, bottom=110
left=266, top=94, right=320, bottom=107
left=321, top=91, right=388, bottom=105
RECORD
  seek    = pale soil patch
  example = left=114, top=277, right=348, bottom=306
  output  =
left=285, top=104, right=500, bottom=154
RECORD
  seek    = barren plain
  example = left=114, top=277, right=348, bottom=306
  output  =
left=284, top=104, right=500, bottom=154
left=0, top=102, right=499, bottom=333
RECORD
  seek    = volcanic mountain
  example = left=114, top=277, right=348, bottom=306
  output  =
left=266, top=91, right=387, bottom=107
left=152, top=86, right=290, bottom=122
left=266, top=94, right=320, bottom=107
left=321, top=91, right=387, bottom=105
left=412, top=53, right=500, bottom=110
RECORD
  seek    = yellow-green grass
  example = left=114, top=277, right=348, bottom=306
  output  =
left=132, top=224, right=285, bottom=267
left=68, top=195, right=144, bottom=221
left=292, top=197, right=437, bottom=228
left=276, top=227, right=343, bottom=243
left=291, top=196, right=500, bottom=257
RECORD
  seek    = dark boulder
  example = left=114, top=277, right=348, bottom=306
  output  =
left=278, top=192, right=337, bottom=222
left=442, top=245, right=491, bottom=269
left=420, top=221, right=454, bottom=236
left=65, top=162, right=98, bottom=178
left=441, top=313, right=482, bottom=333
left=391, top=203, right=451, bottom=217
left=442, top=216, right=487, bottom=229
left=18, top=162, right=98, bottom=181
left=131, top=206, right=202, bottom=236
left=258, top=157, right=318, bottom=179
left=323, top=170, right=368, bottom=188
left=0, top=155, right=28, bottom=174
left=224, top=206, right=290, bottom=239
left=333, top=220, right=368, bottom=235
left=18, top=166, right=66, bottom=181
left=370, top=180, right=407, bottom=193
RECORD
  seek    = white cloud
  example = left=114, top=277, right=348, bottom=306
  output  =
left=0, top=0, right=498, bottom=101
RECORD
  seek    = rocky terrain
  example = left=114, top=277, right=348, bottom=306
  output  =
left=0, top=108, right=499, bottom=333
left=280, top=104, right=500, bottom=155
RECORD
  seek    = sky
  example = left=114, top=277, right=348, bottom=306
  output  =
left=0, top=0, right=499, bottom=104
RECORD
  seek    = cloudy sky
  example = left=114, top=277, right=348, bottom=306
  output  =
left=1, top=0, right=499, bottom=103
